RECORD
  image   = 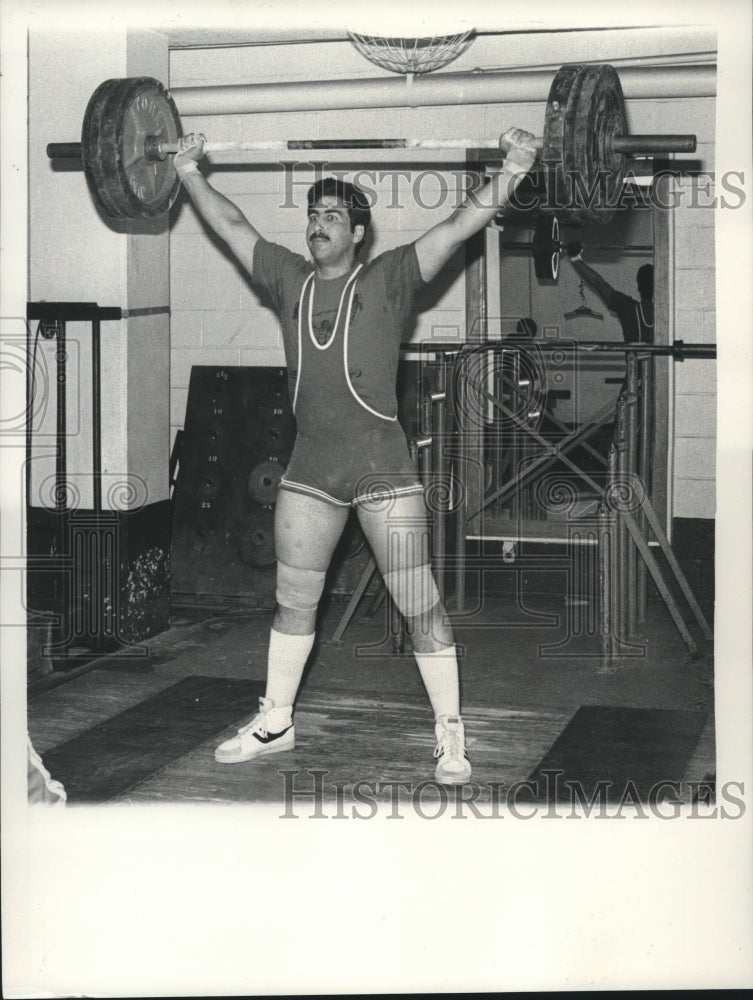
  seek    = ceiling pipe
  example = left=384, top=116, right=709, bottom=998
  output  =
left=172, top=64, right=716, bottom=117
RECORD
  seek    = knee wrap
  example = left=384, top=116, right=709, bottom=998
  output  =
left=383, top=563, right=440, bottom=618
left=276, top=560, right=326, bottom=611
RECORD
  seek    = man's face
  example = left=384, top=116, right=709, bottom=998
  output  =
left=306, top=196, right=364, bottom=265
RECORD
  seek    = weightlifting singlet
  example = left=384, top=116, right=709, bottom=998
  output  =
left=279, top=266, right=423, bottom=507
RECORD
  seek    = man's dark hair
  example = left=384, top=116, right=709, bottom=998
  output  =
left=307, top=177, right=372, bottom=251
left=637, top=263, right=654, bottom=299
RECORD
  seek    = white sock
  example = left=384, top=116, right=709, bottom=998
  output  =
left=413, top=644, right=460, bottom=719
left=264, top=628, right=315, bottom=710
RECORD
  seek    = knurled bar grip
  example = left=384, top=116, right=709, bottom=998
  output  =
left=46, top=133, right=697, bottom=160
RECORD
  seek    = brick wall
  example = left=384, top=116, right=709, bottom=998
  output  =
left=671, top=174, right=717, bottom=519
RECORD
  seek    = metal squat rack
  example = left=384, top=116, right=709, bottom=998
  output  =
left=330, top=339, right=714, bottom=672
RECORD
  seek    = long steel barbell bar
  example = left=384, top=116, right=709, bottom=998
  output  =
left=47, top=133, right=697, bottom=162
left=401, top=340, right=716, bottom=359
left=501, top=241, right=653, bottom=253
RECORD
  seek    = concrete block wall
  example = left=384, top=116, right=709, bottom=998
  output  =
left=167, top=29, right=718, bottom=519
left=671, top=175, right=718, bottom=519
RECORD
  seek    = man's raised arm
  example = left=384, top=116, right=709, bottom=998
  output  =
left=173, top=134, right=261, bottom=277
left=414, top=128, right=537, bottom=283
left=564, top=243, right=616, bottom=305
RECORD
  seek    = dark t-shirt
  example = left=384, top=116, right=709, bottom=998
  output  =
left=607, top=289, right=654, bottom=344
left=252, top=239, right=426, bottom=419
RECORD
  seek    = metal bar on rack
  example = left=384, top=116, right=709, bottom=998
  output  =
left=56, top=320, right=67, bottom=515
left=621, top=512, right=701, bottom=658
left=92, top=317, right=102, bottom=515
left=454, top=368, right=469, bottom=612
left=615, top=395, right=629, bottom=646
left=431, top=364, right=448, bottom=599
left=607, top=442, right=621, bottom=644
left=598, top=501, right=615, bottom=670
left=510, top=351, right=522, bottom=523
left=401, top=340, right=716, bottom=358
left=625, top=354, right=639, bottom=638
left=637, top=355, right=653, bottom=622
left=327, top=555, right=378, bottom=645
left=638, top=494, right=714, bottom=640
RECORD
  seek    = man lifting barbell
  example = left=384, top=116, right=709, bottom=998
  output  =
left=173, top=126, right=537, bottom=784
left=565, top=243, right=654, bottom=344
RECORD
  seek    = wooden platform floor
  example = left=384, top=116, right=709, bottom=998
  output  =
left=27, top=593, right=716, bottom=810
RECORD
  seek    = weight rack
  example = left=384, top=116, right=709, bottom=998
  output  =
left=449, top=339, right=714, bottom=669
left=328, top=339, right=714, bottom=665
left=25, top=301, right=165, bottom=665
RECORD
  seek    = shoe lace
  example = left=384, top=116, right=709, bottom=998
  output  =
left=238, top=709, right=268, bottom=739
left=434, top=725, right=462, bottom=761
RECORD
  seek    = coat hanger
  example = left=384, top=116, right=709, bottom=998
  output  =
left=564, top=279, right=603, bottom=321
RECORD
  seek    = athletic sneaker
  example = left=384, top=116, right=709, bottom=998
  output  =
left=215, top=697, right=294, bottom=764
left=433, top=716, right=472, bottom=785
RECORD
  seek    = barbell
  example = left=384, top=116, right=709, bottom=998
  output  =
left=47, top=63, right=696, bottom=225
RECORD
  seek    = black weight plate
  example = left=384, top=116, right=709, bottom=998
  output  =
left=533, top=214, right=560, bottom=281
left=82, top=77, right=182, bottom=221
left=568, top=64, right=626, bottom=224
left=82, top=79, right=127, bottom=219
left=247, top=460, right=285, bottom=505
left=238, top=507, right=276, bottom=567
left=84, top=79, right=146, bottom=220
left=543, top=63, right=626, bottom=224
left=542, top=63, right=582, bottom=222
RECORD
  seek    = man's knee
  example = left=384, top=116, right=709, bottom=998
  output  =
left=383, top=563, right=440, bottom=618
left=276, top=560, right=327, bottom=611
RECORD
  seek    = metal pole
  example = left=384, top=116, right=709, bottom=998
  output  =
left=615, top=395, right=629, bottom=647
left=431, top=365, right=448, bottom=600
left=606, top=444, right=622, bottom=652
left=598, top=501, right=615, bottom=671
left=401, top=340, right=716, bottom=358
left=454, top=363, right=468, bottom=613
left=510, top=351, right=521, bottom=524
left=637, top=356, right=653, bottom=622
left=621, top=510, right=701, bottom=658
left=145, top=132, right=696, bottom=157
left=92, top=318, right=102, bottom=516
left=55, top=321, right=67, bottom=514
left=56, top=318, right=69, bottom=655
left=625, top=353, right=639, bottom=639
left=169, top=65, right=716, bottom=117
